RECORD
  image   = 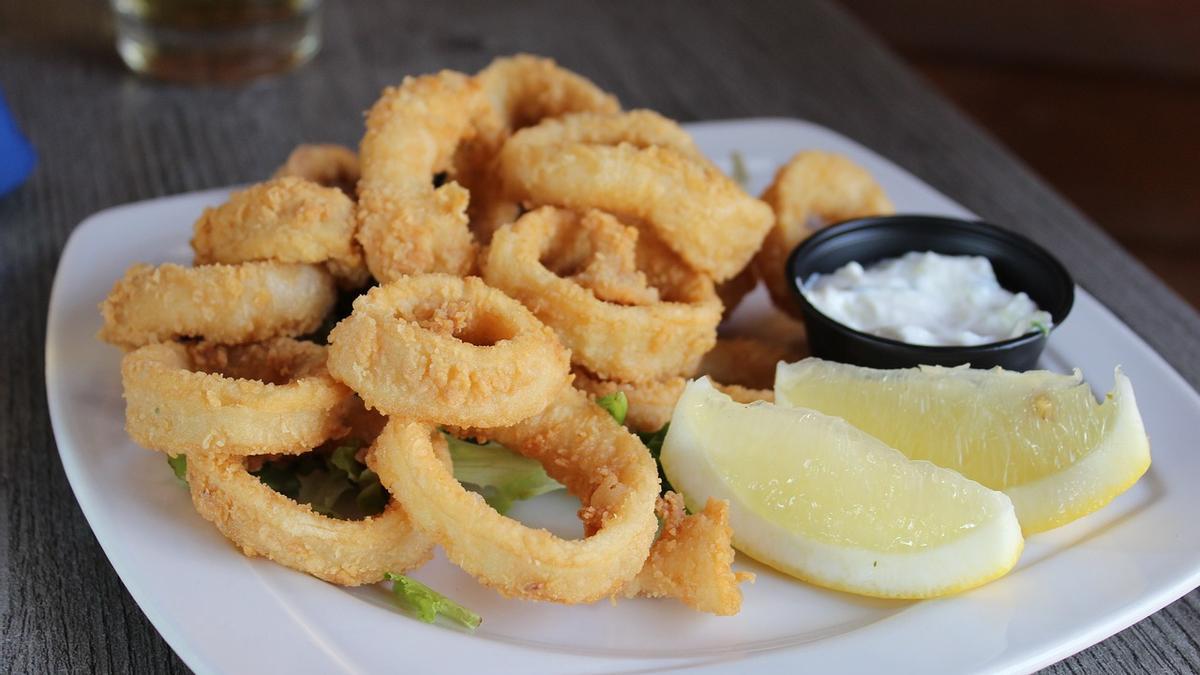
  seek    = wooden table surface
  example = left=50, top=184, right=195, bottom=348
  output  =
left=2, top=1, right=1197, bottom=672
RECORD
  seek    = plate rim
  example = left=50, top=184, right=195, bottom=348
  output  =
left=46, top=117, right=1200, bottom=675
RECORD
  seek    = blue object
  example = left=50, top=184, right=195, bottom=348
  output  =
left=0, top=89, right=36, bottom=198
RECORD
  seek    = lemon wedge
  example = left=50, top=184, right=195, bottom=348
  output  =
left=775, top=359, right=1151, bottom=534
left=661, top=378, right=1024, bottom=599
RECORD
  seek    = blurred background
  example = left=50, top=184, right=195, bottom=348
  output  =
left=1, top=0, right=1195, bottom=307
left=840, top=0, right=1200, bottom=309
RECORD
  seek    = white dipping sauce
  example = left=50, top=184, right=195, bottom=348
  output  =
left=802, top=251, right=1052, bottom=347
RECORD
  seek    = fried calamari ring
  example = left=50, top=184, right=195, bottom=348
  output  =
left=496, top=109, right=703, bottom=160
left=474, top=54, right=620, bottom=140
left=753, top=151, right=894, bottom=317
left=356, top=71, right=484, bottom=281
left=497, top=115, right=773, bottom=281
left=191, top=177, right=368, bottom=288
left=697, top=336, right=809, bottom=390
left=98, top=261, right=336, bottom=349
left=369, top=386, right=659, bottom=603
left=326, top=274, right=569, bottom=427
left=484, top=207, right=720, bottom=382
left=273, top=143, right=360, bottom=197
left=621, top=492, right=753, bottom=615
left=457, top=55, right=621, bottom=243
left=187, top=436, right=450, bottom=586
left=122, top=339, right=353, bottom=455
left=573, top=369, right=772, bottom=433
left=536, top=204, right=660, bottom=306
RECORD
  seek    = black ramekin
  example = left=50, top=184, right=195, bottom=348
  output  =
left=785, top=215, right=1075, bottom=371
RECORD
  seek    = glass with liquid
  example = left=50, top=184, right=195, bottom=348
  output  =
left=112, top=0, right=322, bottom=83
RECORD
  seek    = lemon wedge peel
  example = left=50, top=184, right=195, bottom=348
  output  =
left=775, top=360, right=1151, bottom=535
left=662, top=378, right=1024, bottom=600
left=1004, top=370, right=1150, bottom=533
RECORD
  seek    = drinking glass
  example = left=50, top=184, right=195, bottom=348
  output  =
left=112, top=0, right=322, bottom=83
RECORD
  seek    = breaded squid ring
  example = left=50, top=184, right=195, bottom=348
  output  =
left=496, top=109, right=703, bottom=160
left=122, top=339, right=353, bottom=455
left=458, top=55, right=621, bottom=243
left=484, top=207, right=721, bottom=382
left=98, top=261, right=336, bottom=350
left=621, top=492, right=753, bottom=616
left=369, top=386, right=659, bottom=603
left=272, top=143, right=360, bottom=197
left=326, top=274, right=570, bottom=427
left=696, top=336, right=809, bottom=391
left=573, top=369, right=772, bottom=434
left=474, top=54, right=620, bottom=140
left=753, top=151, right=894, bottom=317
left=191, top=177, right=368, bottom=288
left=187, top=439, right=450, bottom=586
left=497, top=115, right=773, bottom=281
left=533, top=202, right=660, bottom=306
left=355, top=71, right=484, bottom=281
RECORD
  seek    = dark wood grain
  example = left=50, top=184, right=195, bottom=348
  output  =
left=1, top=1, right=1197, bottom=673
left=839, top=0, right=1200, bottom=311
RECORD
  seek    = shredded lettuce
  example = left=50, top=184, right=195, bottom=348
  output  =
left=594, top=388, right=672, bottom=495
left=730, top=150, right=750, bottom=188
left=445, top=433, right=563, bottom=515
left=252, top=460, right=300, bottom=497
left=167, top=454, right=188, bottom=484
left=1031, top=320, right=1050, bottom=337
left=169, top=430, right=559, bottom=519
left=595, top=391, right=628, bottom=425
left=242, top=439, right=386, bottom=520
left=329, top=444, right=388, bottom=514
left=384, top=572, right=481, bottom=629
left=637, top=424, right=673, bottom=494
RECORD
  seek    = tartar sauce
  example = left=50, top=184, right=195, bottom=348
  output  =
left=802, top=251, right=1051, bottom=346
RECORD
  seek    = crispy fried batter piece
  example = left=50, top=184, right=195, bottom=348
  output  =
left=622, top=492, right=754, bottom=615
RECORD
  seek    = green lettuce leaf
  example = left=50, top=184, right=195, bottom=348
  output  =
left=636, top=424, right=673, bottom=494
left=167, top=454, right=188, bottom=484
left=730, top=150, right=750, bottom=188
left=296, top=468, right=353, bottom=517
left=355, top=469, right=388, bottom=514
left=596, top=390, right=628, bottom=425
left=445, top=433, right=564, bottom=515
left=592, top=387, right=672, bottom=495
left=242, top=439, right=387, bottom=520
left=384, top=572, right=481, bottom=629
left=252, top=460, right=301, bottom=498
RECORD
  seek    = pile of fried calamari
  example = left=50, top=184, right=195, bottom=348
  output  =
left=98, top=55, right=894, bottom=622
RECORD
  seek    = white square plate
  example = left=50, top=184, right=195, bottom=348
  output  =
left=46, top=119, right=1200, bottom=674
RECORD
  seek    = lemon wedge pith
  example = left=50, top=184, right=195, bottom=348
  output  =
left=775, top=360, right=1151, bottom=534
left=661, top=378, right=1024, bottom=599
